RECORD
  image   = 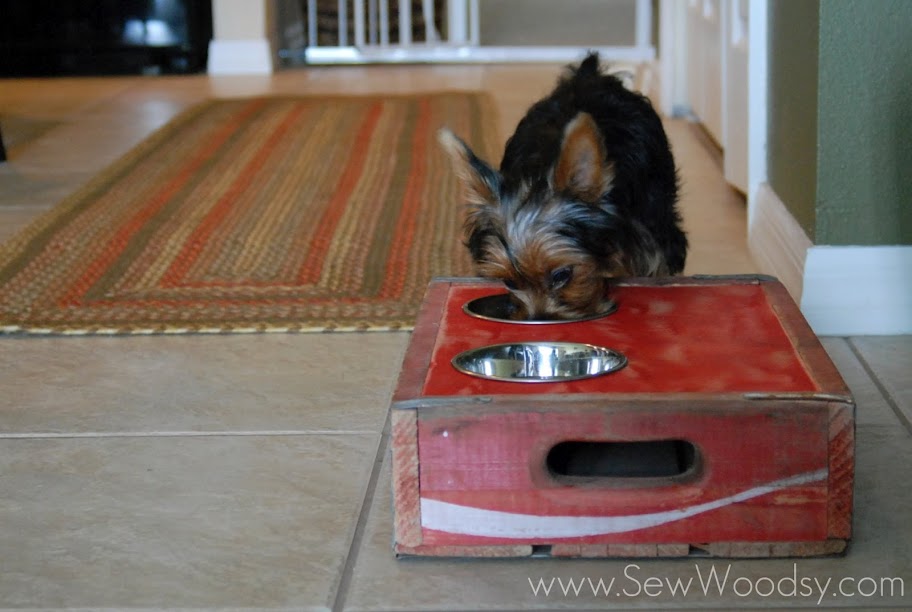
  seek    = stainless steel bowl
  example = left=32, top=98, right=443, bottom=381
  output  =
left=463, top=293, right=617, bottom=324
left=451, top=342, right=627, bottom=382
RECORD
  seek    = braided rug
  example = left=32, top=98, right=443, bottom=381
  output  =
left=0, top=94, right=497, bottom=334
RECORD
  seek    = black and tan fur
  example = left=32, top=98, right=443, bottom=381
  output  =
left=439, top=53, right=687, bottom=320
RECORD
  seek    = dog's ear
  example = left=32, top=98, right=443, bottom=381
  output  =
left=552, top=113, right=614, bottom=203
left=437, top=128, right=501, bottom=207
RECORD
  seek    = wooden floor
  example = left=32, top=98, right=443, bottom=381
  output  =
left=0, top=63, right=910, bottom=611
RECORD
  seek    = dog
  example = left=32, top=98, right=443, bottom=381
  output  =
left=439, top=52, right=687, bottom=320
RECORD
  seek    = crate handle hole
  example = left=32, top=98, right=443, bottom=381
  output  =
left=546, top=439, right=698, bottom=480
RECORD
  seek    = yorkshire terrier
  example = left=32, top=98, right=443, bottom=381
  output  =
left=439, top=52, right=687, bottom=320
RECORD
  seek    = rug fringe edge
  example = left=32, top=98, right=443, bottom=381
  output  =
left=0, top=322, right=414, bottom=336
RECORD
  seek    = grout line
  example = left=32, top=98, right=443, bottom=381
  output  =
left=0, top=430, right=377, bottom=439
left=331, top=411, right=392, bottom=612
left=847, top=338, right=912, bottom=437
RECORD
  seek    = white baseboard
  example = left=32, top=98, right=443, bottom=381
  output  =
left=749, top=183, right=912, bottom=335
left=748, top=182, right=812, bottom=303
left=207, top=39, right=274, bottom=75
left=801, top=246, right=912, bottom=336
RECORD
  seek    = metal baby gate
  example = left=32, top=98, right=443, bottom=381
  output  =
left=279, top=0, right=655, bottom=64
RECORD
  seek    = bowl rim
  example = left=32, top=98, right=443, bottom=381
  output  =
left=462, top=293, right=618, bottom=324
left=451, top=341, right=628, bottom=383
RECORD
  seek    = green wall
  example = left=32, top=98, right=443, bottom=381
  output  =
left=816, top=0, right=912, bottom=245
left=768, top=0, right=912, bottom=246
left=768, top=0, right=819, bottom=242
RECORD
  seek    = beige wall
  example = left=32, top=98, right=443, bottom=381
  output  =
left=479, top=0, right=638, bottom=46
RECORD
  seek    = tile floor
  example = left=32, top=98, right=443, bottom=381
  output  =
left=0, top=64, right=910, bottom=611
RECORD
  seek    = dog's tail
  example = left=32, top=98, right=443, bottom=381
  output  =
left=576, top=51, right=602, bottom=76
left=571, top=50, right=637, bottom=91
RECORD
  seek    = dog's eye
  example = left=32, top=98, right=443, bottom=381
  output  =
left=549, top=267, right=573, bottom=289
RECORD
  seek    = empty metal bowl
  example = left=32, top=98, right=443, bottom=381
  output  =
left=452, top=342, right=627, bottom=382
left=463, top=293, right=617, bottom=324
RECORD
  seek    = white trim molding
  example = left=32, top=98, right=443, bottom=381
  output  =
left=746, top=0, right=769, bottom=201
left=303, top=45, right=655, bottom=65
left=748, top=182, right=812, bottom=304
left=657, top=0, right=689, bottom=117
left=801, top=246, right=912, bottom=336
left=207, top=39, right=274, bottom=74
left=749, top=183, right=912, bottom=335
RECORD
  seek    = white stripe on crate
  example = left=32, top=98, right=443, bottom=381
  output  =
left=420, top=469, right=827, bottom=539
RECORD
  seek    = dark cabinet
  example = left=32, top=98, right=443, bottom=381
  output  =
left=0, top=0, right=212, bottom=76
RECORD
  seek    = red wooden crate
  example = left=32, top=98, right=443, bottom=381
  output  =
left=391, top=276, right=854, bottom=558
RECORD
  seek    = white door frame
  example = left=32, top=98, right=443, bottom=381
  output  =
left=658, top=0, right=767, bottom=200
left=744, top=0, right=768, bottom=207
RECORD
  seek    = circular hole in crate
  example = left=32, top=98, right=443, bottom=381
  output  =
left=463, top=293, right=617, bottom=324
left=451, top=342, right=627, bottom=383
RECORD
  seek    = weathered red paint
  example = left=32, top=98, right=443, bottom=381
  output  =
left=391, top=277, right=855, bottom=558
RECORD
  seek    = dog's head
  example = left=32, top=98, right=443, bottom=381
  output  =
left=439, top=112, right=625, bottom=320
